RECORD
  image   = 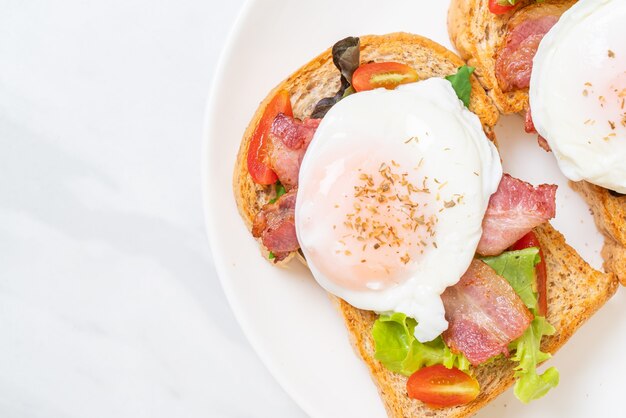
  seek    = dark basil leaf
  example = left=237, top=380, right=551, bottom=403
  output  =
left=311, top=96, right=341, bottom=119
left=445, top=65, right=475, bottom=107
left=332, top=36, right=360, bottom=84
left=342, top=85, right=356, bottom=99
left=311, top=37, right=360, bottom=119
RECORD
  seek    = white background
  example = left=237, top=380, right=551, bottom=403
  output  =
left=0, top=1, right=306, bottom=417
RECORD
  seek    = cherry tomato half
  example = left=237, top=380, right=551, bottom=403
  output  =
left=407, top=365, right=480, bottom=408
left=352, top=62, right=418, bottom=92
left=510, top=231, right=547, bottom=316
left=247, top=90, right=293, bottom=185
left=489, top=0, right=516, bottom=14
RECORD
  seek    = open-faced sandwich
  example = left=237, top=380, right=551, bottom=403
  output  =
left=233, top=33, right=618, bottom=417
left=448, top=0, right=626, bottom=284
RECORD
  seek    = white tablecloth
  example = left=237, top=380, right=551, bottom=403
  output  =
left=0, top=1, right=305, bottom=416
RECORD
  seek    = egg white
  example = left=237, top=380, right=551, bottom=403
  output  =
left=295, top=78, right=502, bottom=342
left=530, top=0, right=626, bottom=193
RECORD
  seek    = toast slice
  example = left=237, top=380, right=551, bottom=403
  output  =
left=447, top=0, right=575, bottom=115
left=232, top=32, right=618, bottom=417
left=571, top=182, right=626, bottom=284
left=447, top=0, right=626, bottom=284
left=335, top=222, right=617, bottom=417
left=233, top=32, right=499, bottom=265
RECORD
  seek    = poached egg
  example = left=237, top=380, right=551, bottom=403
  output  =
left=530, top=0, right=626, bottom=193
left=295, top=78, right=502, bottom=342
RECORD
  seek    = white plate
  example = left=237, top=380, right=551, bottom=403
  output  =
left=203, top=1, right=625, bottom=417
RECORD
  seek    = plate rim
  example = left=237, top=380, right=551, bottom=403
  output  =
left=201, top=1, right=318, bottom=416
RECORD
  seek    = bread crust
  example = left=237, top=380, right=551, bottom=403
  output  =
left=232, top=32, right=618, bottom=417
left=571, top=182, right=626, bottom=284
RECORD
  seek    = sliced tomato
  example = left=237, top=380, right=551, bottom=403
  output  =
left=247, top=90, right=293, bottom=185
left=352, top=62, right=418, bottom=92
left=510, top=231, right=547, bottom=316
left=407, top=365, right=479, bottom=408
left=489, top=0, right=516, bottom=14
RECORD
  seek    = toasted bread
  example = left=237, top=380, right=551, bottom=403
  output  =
left=232, top=32, right=618, bottom=417
left=447, top=0, right=575, bottom=115
left=447, top=0, right=626, bottom=284
left=571, top=182, right=626, bottom=284
left=335, top=222, right=617, bottom=417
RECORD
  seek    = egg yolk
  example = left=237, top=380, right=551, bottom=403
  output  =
left=299, top=146, right=456, bottom=292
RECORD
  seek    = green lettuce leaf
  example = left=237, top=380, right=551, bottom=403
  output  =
left=510, top=316, right=559, bottom=403
left=483, top=248, right=559, bottom=403
left=372, top=312, right=469, bottom=376
left=482, top=248, right=540, bottom=312
left=373, top=248, right=559, bottom=403
left=445, top=65, right=475, bottom=107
